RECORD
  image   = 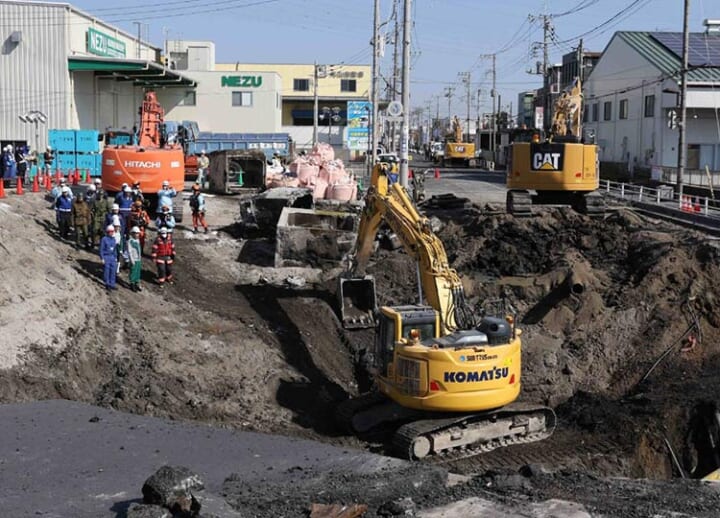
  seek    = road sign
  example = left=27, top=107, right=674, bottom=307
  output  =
left=387, top=101, right=403, bottom=117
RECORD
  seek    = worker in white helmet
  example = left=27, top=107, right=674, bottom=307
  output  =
left=43, top=146, right=54, bottom=176
left=127, top=226, right=143, bottom=292
left=196, top=150, right=210, bottom=191
left=99, top=225, right=119, bottom=291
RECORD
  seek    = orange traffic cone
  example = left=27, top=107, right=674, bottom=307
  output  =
left=83, top=169, right=90, bottom=183
left=694, top=197, right=702, bottom=213
left=0, top=180, right=5, bottom=199
left=683, top=196, right=692, bottom=212
left=434, top=168, right=440, bottom=179
left=16, top=177, right=23, bottom=195
left=32, top=175, right=40, bottom=193
left=55, top=168, right=61, bottom=183
left=408, top=169, right=414, bottom=179
left=72, top=169, right=79, bottom=185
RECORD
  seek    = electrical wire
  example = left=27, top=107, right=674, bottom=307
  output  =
left=550, top=0, right=599, bottom=19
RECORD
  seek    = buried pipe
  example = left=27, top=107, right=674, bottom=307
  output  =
left=565, top=271, right=586, bottom=296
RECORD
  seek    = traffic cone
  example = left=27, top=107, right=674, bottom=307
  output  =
left=408, top=169, right=414, bottom=179
left=55, top=168, right=61, bottom=183
left=682, top=196, right=692, bottom=212
left=45, top=173, right=52, bottom=191
left=16, top=177, right=23, bottom=195
left=0, top=180, right=5, bottom=199
left=32, top=174, right=39, bottom=193
left=434, top=168, right=440, bottom=179
left=694, top=197, right=702, bottom=213
left=83, top=169, right=90, bottom=183
left=72, top=169, right=79, bottom=185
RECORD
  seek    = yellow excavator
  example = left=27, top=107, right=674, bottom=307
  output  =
left=442, top=116, right=476, bottom=167
left=506, top=78, right=603, bottom=216
left=337, top=164, right=555, bottom=459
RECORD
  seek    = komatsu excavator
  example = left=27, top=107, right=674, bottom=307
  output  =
left=506, top=78, right=603, bottom=216
left=337, top=164, right=555, bottom=459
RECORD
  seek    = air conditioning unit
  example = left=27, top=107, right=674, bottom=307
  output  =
left=550, top=83, right=560, bottom=94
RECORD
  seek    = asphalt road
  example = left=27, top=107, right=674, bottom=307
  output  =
left=411, top=161, right=508, bottom=206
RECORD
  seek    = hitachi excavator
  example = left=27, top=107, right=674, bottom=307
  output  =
left=337, top=164, right=555, bottom=459
left=506, top=78, right=603, bottom=216
left=102, top=91, right=185, bottom=221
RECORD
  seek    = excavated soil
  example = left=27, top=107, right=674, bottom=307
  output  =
left=4, top=188, right=720, bottom=515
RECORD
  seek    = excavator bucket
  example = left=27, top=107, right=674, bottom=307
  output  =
left=338, top=276, right=377, bottom=329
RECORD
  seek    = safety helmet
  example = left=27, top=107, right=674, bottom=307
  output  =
left=47, top=145, right=52, bottom=151
left=192, top=183, right=200, bottom=191
left=130, top=226, right=140, bottom=234
left=60, top=178, right=67, bottom=184
left=93, top=178, right=101, bottom=185
left=134, top=199, right=143, bottom=207
left=162, top=205, right=170, bottom=212
left=201, top=150, right=206, bottom=155
left=106, top=225, right=115, bottom=233
left=61, top=186, right=70, bottom=193
left=159, top=227, right=168, bottom=235
left=111, top=203, right=119, bottom=211
left=162, top=180, right=170, bottom=187
left=123, top=186, right=131, bottom=193
left=88, top=184, right=96, bottom=192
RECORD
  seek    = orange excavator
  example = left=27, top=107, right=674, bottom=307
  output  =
left=101, top=91, right=185, bottom=221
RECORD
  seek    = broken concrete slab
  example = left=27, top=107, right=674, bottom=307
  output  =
left=142, top=465, right=205, bottom=507
left=418, top=497, right=592, bottom=518
left=239, top=187, right=314, bottom=235
left=275, top=207, right=359, bottom=267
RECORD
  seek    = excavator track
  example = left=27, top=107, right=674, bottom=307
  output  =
left=582, top=191, right=607, bottom=217
left=506, top=190, right=533, bottom=217
left=391, top=403, right=556, bottom=460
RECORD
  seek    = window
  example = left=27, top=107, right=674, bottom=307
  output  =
left=340, top=79, right=357, bottom=92
left=592, top=103, right=598, bottom=122
left=644, top=94, right=655, bottom=117
left=619, top=99, right=628, bottom=119
left=603, top=101, right=612, bottom=121
left=293, top=78, right=309, bottom=92
left=232, top=91, right=253, bottom=107
left=583, top=105, right=589, bottom=123
left=179, top=91, right=196, bottom=106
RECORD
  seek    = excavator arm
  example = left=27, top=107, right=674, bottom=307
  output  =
left=340, top=164, right=474, bottom=333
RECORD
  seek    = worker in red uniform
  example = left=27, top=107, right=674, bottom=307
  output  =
left=151, top=227, right=176, bottom=286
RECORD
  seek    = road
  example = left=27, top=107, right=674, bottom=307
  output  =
left=411, top=161, right=508, bottom=206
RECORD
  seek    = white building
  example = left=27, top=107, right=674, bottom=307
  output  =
left=584, top=22, right=720, bottom=179
left=0, top=2, right=282, bottom=151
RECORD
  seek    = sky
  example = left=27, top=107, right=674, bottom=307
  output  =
left=69, top=0, right=713, bottom=119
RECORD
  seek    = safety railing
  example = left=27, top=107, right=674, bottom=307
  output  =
left=600, top=179, right=720, bottom=220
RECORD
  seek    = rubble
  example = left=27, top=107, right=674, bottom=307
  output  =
left=142, top=466, right=205, bottom=508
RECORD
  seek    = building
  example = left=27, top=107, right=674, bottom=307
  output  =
left=516, top=91, right=537, bottom=128
left=583, top=22, right=720, bottom=178
left=0, top=0, right=196, bottom=151
left=214, top=62, right=371, bottom=150
left=160, top=41, right=282, bottom=134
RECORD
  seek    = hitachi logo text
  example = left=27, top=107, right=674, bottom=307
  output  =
left=124, top=160, right=161, bottom=168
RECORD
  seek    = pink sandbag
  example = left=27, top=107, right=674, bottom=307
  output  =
left=326, top=182, right=356, bottom=202
left=312, top=142, right=335, bottom=162
left=313, top=178, right=328, bottom=200
left=296, top=163, right=319, bottom=185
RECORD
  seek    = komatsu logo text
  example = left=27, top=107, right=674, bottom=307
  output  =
left=444, top=367, right=509, bottom=383
left=124, top=160, right=161, bottom=168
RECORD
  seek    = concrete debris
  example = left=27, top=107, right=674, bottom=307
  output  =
left=377, top=497, right=417, bottom=516
left=142, top=465, right=205, bottom=508
left=191, top=491, right=244, bottom=518
left=239, top=187, right=314, bottom=235
left=285, top=275, right=307, bottom=287
left=309, top=502, right=369, bottom=518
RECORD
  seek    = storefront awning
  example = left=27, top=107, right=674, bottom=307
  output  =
left=68, top=56, right=196, bottom=88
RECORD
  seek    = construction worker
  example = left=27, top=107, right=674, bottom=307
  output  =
left=55, top=186, right=73, bottom=239
left=127, top=226, right=143, bottom=292
left=43, top=146, right=54, bottom=176
left=104, top=203, right=125, bottom=237
left=89, top=183, right=109, bottom=248
left=131, top=181, right=144, bottom=204
left=151, top=227, right=175, bottom=286
left=155, top=205, right=176, bottom=234
left=189, top=183, right=209, bottom=233
left=117, top=185, right=135, bottom=235
left=128, top=199, right=151, bottom=253
left=156, top=180, right=177, bottom=217
left=196, top=150, right=210, bottom=190
left=99, top=225, right=118, bottom=291
left=71, top=192, right=91, bottom=249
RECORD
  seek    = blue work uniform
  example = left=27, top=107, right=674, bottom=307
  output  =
left=99, top=235, right=118, bottom=289
left=156, top=187, right=177, bottom=214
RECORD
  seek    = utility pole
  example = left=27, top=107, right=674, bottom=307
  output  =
left=577, top=38, right=585, bottom=82
left=399, top=0, right=411, bottom=187
left=444, top=86, right=454, bottom=120
left=677, top=0, right=690, bottom=193
left=313, top=61, right=319, bottom=145
left=542, top=15, right=552, bottom=131
left=491, top=54, right=496, bottom=155
left=370, top=0, right=380, bottom=169
left=390, top=0, right=400, bottom=153
left=458, top=71, right=471, bottom=141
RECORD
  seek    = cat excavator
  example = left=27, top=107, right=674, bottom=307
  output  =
left=337, top=164, right=555, bottom=459
left=506, top=78, right=603, bottom=216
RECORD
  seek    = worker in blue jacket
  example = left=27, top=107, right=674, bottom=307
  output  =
left=55, top=186, right=74, bottom=239
left=99, top=225, right=118, bottom=291
left=116, top=185, right=135, bottom=235
left=156, top=179, right=177, bottom=217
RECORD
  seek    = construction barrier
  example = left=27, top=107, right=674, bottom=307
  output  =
left=45, top=174, right=52, bottom=191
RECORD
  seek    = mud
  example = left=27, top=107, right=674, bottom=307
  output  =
left=5, top=189, right=720, bottom=515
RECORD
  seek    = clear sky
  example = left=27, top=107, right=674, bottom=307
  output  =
left=70, top=0, right=713, bottom=119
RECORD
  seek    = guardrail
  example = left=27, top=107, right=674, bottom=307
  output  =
left=600, top=179, right=720, bottom=226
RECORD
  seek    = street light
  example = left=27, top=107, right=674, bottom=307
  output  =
left=319, top=106, right=341, bottom=146
left=18, top=110, right=47, bottom=155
